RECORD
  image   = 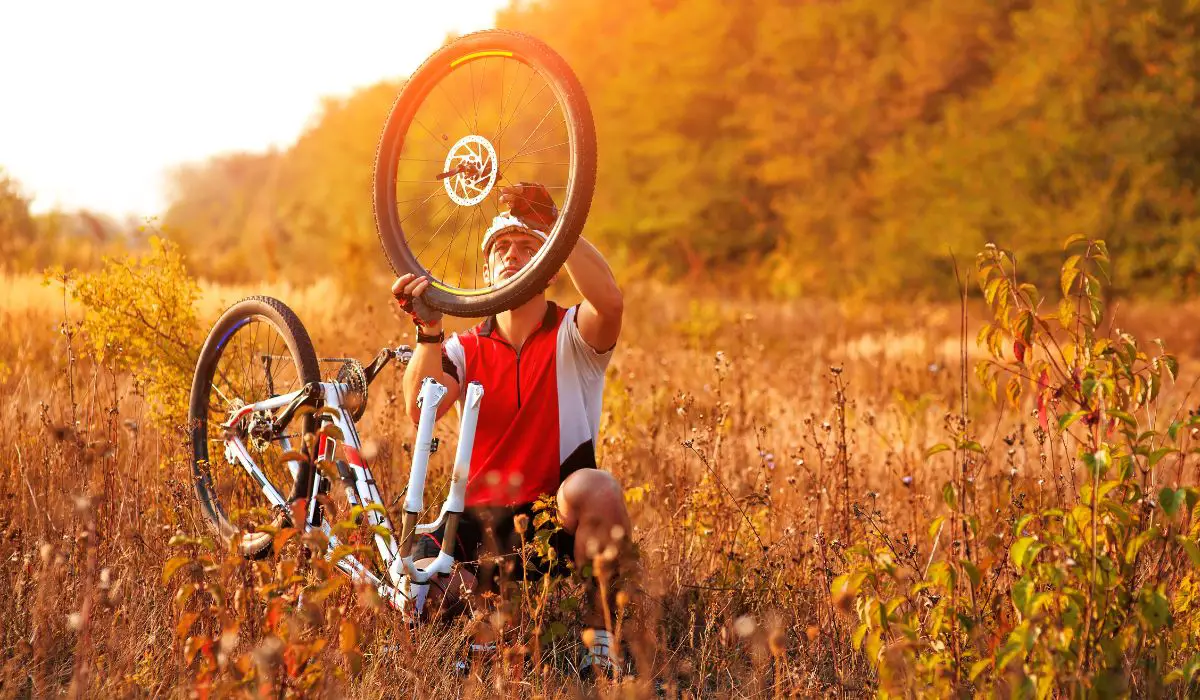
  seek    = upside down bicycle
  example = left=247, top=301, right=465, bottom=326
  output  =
left=187, top=30, right=596, bottom=620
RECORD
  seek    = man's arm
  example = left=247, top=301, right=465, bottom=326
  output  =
left=498, top=182, right=622, bottom=350
left=562, top=236, right=623, bottom=352
left=393, top=274, right=460, bottom=424
left=402, top=337, right=460, bottom=424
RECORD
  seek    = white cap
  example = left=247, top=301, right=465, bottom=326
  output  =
left=480, top=211, right=548, bottom=254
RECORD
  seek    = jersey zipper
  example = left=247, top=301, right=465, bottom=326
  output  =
left=491, top=338, right=524, bottom=409
left=514, top=351, right=522, bottom=408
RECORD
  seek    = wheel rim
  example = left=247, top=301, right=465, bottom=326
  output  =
left=196, top=315, right=309, bottom=532
left=383, top=50, right=575, bottom=297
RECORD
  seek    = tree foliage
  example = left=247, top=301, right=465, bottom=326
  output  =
left=22, top=0, right=1197, bottom=299
left=0, top=168, right=37, bottom=270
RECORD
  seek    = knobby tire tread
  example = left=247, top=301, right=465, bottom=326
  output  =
left=188, top=296, right=320, bottom=554
left=373, top=30, right=597, bottom=318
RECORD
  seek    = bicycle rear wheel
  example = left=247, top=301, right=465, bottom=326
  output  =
left=188, top=296, right=320, bottom=555
left=374, top=29, right=597, bottom=317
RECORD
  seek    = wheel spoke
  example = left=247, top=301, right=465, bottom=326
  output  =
left=437, top=82, right=474, bottom=136
left=502, top=103, right=562, bottom=169
left=398, top=186, right=448, bottom=226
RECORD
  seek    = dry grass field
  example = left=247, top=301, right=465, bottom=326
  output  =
left=3, top=243, right=1200, bottom=698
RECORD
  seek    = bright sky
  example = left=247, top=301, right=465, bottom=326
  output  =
left=0, top=0, right=512, bottom=218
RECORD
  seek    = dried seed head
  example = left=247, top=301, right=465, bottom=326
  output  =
left=733, top=616, right=756, bottom=638
left=768, top=628, right=786, bottom=656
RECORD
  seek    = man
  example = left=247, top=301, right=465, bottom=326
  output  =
left=391, top=183, right=632, bottom=678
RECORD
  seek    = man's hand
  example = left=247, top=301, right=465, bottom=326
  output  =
left=391, top=274, right=444, bottom=329
left=499, top=182, right=558, bottom=231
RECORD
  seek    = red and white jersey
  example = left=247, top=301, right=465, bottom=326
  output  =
left=442, top=302, right=613, bottom=507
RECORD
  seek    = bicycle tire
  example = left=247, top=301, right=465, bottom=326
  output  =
left=188, top=296, right=321, bottom=552
left=373, top=29, right=597, bottom=317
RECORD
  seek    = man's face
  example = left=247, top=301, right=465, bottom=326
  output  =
left=484, top=231, right=542, bottom=285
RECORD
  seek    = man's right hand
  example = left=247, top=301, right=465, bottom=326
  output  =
left=391, top=274, right=444, bottom=329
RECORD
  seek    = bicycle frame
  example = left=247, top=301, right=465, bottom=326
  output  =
left=219, top=364, right=481, bottom=621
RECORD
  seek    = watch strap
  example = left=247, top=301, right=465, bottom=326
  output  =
left=416, top=328, right=445, bottom=344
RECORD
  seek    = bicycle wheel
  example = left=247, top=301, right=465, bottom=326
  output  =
left=374, top=29, right=597, bottom=317
left=188, top=296, right=321, bottom=554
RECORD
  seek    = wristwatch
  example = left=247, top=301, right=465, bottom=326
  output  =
left=416, top=328, right=445, bottom=344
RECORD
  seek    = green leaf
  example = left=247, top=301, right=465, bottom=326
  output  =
left=925, top=443, right=951, bottom=459
left=1012, top=577, right=1033, bottom=616
left=1063, top=234, right=1089, bottom=250
left=1102, top=501, right=1134, bottom=527
left=1138, top=588, right=1171, bottom=631
left=1108, top=410, right=1136, bottom=428
left=929, top=515, right=946, bottom=541
left=1059, top=411, right=1087, bottom=431
left=928, top=560, right=955, bottom=588
left=174, top=582, right=199, bottom=610
left=864, top=627, right=883, bottom=664
left=969, top=657, right=993, bottom=681
left=1058, top=298, right=1076, bottom=328
left=1061, top=265, right=1081, bottom=297
left=1177, top=536, right=1200, bottom=568
left=1011, top=536, right=1038, bottom=573
left=1014, top=514, right=1034, bottom=537
left=942, top=482, right=958, bottom=509
left=1160, top=487, right=1183, bottom=517
left=851, top=623, right=868, bottom=650
left=1149, top=447, right=1175, bottom=468
left=1164, top=355, right=1179, bottom=381
left=328, top=544, right=356, bottom=564
left=1096, top=480, right=1121, bottom=501
left=960, top=440, right=984, bottom=453
left=961, top=559, right=982, bottom=589
left=1185, top=487, right=1200, bottom=514
left=1006, top=376, right=1023, bottom=406
left=831, top=572, right=865, bottom=601
left=984, top=276, right=1004, bottom=305
left=1125, top=527, right=1160, bottom=564
left=1170, top=420, right=1184, bottom=441
left=162, top=555, right=192, bottom=585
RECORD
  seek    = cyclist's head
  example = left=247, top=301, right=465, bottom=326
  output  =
left=481, top=212, right=547, bottom=286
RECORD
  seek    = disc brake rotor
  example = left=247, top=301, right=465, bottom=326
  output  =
left=439, top=134, right=498, bottom=206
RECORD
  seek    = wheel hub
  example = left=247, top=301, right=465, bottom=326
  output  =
left=442, top=135, right=498, bottom=206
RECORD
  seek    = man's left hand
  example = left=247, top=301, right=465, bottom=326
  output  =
left=499, top=182, right=558, bottom=231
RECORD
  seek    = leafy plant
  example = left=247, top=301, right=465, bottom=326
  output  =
left=58, top=235, right=200, bottom=429
left=834, top=236, right=1200, bottom=697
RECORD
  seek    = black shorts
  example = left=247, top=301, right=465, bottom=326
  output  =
left=412, top=502, right=576, bottom=589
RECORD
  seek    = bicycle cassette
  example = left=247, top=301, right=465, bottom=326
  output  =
left=336, top=359, right=369, bottom=421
